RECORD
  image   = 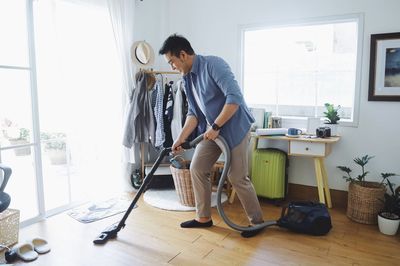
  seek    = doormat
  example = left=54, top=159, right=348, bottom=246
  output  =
left=143, top=189, right=227, bottom=211
left=68, top=194, right=135, bottom=223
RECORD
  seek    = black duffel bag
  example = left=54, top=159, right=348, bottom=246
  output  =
left=277, top=201, right=332, bottom=236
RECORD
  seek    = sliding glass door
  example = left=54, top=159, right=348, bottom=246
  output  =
left=1, top=0, right=124, bottom=225
left=0, top=0, right=42, bottom=224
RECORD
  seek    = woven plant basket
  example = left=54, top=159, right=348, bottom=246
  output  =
left=347, top=181, right=385, bottom=224
left=170, top=165, right=195, bottom=207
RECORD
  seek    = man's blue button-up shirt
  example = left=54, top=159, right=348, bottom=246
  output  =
left=183, top=54, right=255, bottom=149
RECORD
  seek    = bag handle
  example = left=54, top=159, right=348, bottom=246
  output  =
left=279, top=203, right=289, bottom=219
left=279, top=201, right=320, bottom=219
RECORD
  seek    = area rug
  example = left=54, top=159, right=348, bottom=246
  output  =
left=68, top=194, right=135, bottom=223
left=143, top=189, right=227, bottom=211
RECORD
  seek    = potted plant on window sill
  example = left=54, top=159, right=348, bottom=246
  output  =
left=41, top=132, right=67, bottom=165
left=8, top=128, right=31, bottom=156
left=378, top=174, right=400, bottom=235
left=323, top=103, right=340, bottom=136
left=337, top=155, right=388, bottom=224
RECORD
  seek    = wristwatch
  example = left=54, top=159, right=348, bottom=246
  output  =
left=211, top=123, right=222, bottom=131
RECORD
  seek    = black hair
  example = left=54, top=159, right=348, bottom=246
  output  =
left=159, top=34, right=195, bottom=57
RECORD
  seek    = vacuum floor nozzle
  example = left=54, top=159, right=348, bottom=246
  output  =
left=93, top=223, right=120, bottom=244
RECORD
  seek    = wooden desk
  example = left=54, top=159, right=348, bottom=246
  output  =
left=252, top=134, right=340, bottom=208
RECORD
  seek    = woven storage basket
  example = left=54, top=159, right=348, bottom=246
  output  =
left=347, top=181, right=385, bottom=224
left=170, top=165, right=195, bottom=207
left=0, top=209, right=20, bottom=250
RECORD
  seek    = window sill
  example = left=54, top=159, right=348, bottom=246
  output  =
left=280, top=116, right=358, bottom=129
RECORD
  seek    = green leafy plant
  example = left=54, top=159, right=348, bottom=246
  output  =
left=18, top=128, right=30, bottom=140
left=8, top=127, right=30, bottom=141
left=337, top=155, right=373, bottom=184
left=379, top=174, right=400, bottom=218
left=40, top=132, right=66, bottom=150
left=337, top=155, right=396, bottom=187
left=323, top=103, right=341, bottom=124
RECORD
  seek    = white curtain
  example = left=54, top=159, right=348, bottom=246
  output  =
left=33, top=0, right=127, bottom=199
left=106, top=0, right=137, bottom=183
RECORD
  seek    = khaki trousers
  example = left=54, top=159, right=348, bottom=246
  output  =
left=190, top=131, right=264, bottom=224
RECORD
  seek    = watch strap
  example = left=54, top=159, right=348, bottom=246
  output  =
left=212, top=123, right=221, bottom=131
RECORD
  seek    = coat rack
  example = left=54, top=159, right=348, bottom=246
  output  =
left=139, top=70, right=180, bottom=182
left=143, top=69, right=180, bottom=75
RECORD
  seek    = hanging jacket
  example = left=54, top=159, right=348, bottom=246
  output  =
left=171, top=80, right=185, bottom=141
left=153, top=80, right=165, bottom=148
left=162, top=82, right=174, bottom=148
left=123, top=71, right=155, bottom=147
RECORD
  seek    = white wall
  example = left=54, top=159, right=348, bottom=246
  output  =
left=135, top=0, right=400, bottom=191
left=133, top=0, right=168, bottom=69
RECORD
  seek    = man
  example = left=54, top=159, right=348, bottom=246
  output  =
left=159, top=34, right=264, bottom=237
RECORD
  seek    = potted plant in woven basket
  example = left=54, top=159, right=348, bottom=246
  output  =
left=337, top=155, right=390, bottom=224
left=378, top=174, right=400, bottom=235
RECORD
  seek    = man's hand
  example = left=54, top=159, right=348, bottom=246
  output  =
left=171, top=139, right=185, bottom=154
left=204, top=127, right=220, bottom=141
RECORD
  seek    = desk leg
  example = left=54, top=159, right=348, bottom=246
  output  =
left=229, top=189, right=236, bottom=204
left=319, top=158, right=332, bottom=208
left=314, top=158, right=326, bottom=205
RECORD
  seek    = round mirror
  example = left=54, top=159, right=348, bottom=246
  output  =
left=131, top=40, right=154, bottom=67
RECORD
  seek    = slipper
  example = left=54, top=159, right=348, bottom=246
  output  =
left=15, top=243, right=38, bottom=262
left=30, top=237, right=51, bottom=254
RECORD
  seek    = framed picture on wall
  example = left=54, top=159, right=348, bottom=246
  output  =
left=369, top=32, right=400, bottom=101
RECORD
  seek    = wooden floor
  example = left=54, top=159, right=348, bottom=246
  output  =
left=1, top=194, right=400, bottom=266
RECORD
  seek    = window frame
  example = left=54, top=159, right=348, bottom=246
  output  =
left=0, top=0, right=46, bottom=227
left=238, top=13, right=364, bottom=128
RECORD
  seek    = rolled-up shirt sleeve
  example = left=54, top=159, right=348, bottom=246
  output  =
left=187, top=105, right=196, bottom=117
left=208, top=57, right=242, bottom=105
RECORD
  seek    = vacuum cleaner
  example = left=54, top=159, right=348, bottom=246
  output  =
left=93, top=133, right=276, bottom=244
left=94, top=134, right=332, bottom=244
left=93, top=134, right=277, bottom=244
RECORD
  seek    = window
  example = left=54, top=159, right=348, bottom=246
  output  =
left=242, top=14, right=363, bottom=125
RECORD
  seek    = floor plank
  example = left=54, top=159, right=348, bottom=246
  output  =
left=1, top=193, right=399, bottom=265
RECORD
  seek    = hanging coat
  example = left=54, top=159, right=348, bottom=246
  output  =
left=171, top=80, right=185, bottom=142
left=123, top=71, right=155, bottom=148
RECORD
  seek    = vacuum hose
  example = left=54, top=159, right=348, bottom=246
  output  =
left=182, top=134, right=277, bottom=232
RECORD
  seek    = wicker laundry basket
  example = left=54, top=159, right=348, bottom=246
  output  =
left=347, top=181, right=385, bottom=224
left=170, top=165, right=195, bottom=207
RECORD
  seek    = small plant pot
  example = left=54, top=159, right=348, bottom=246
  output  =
left=8, top=139, right=31, bottom=156
left=47, top=149, right=67, bottom=165
left=324, top=123, right=338, bottom=136
left=378, top=212, right=400, bottom=235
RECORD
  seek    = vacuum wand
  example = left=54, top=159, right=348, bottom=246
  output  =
left=93, top=147, right=171, bottom=245
left=93, top=137, right=201, bottom=244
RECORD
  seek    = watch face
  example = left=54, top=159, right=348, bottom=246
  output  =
left=212, top=123, right=220, bottom=130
